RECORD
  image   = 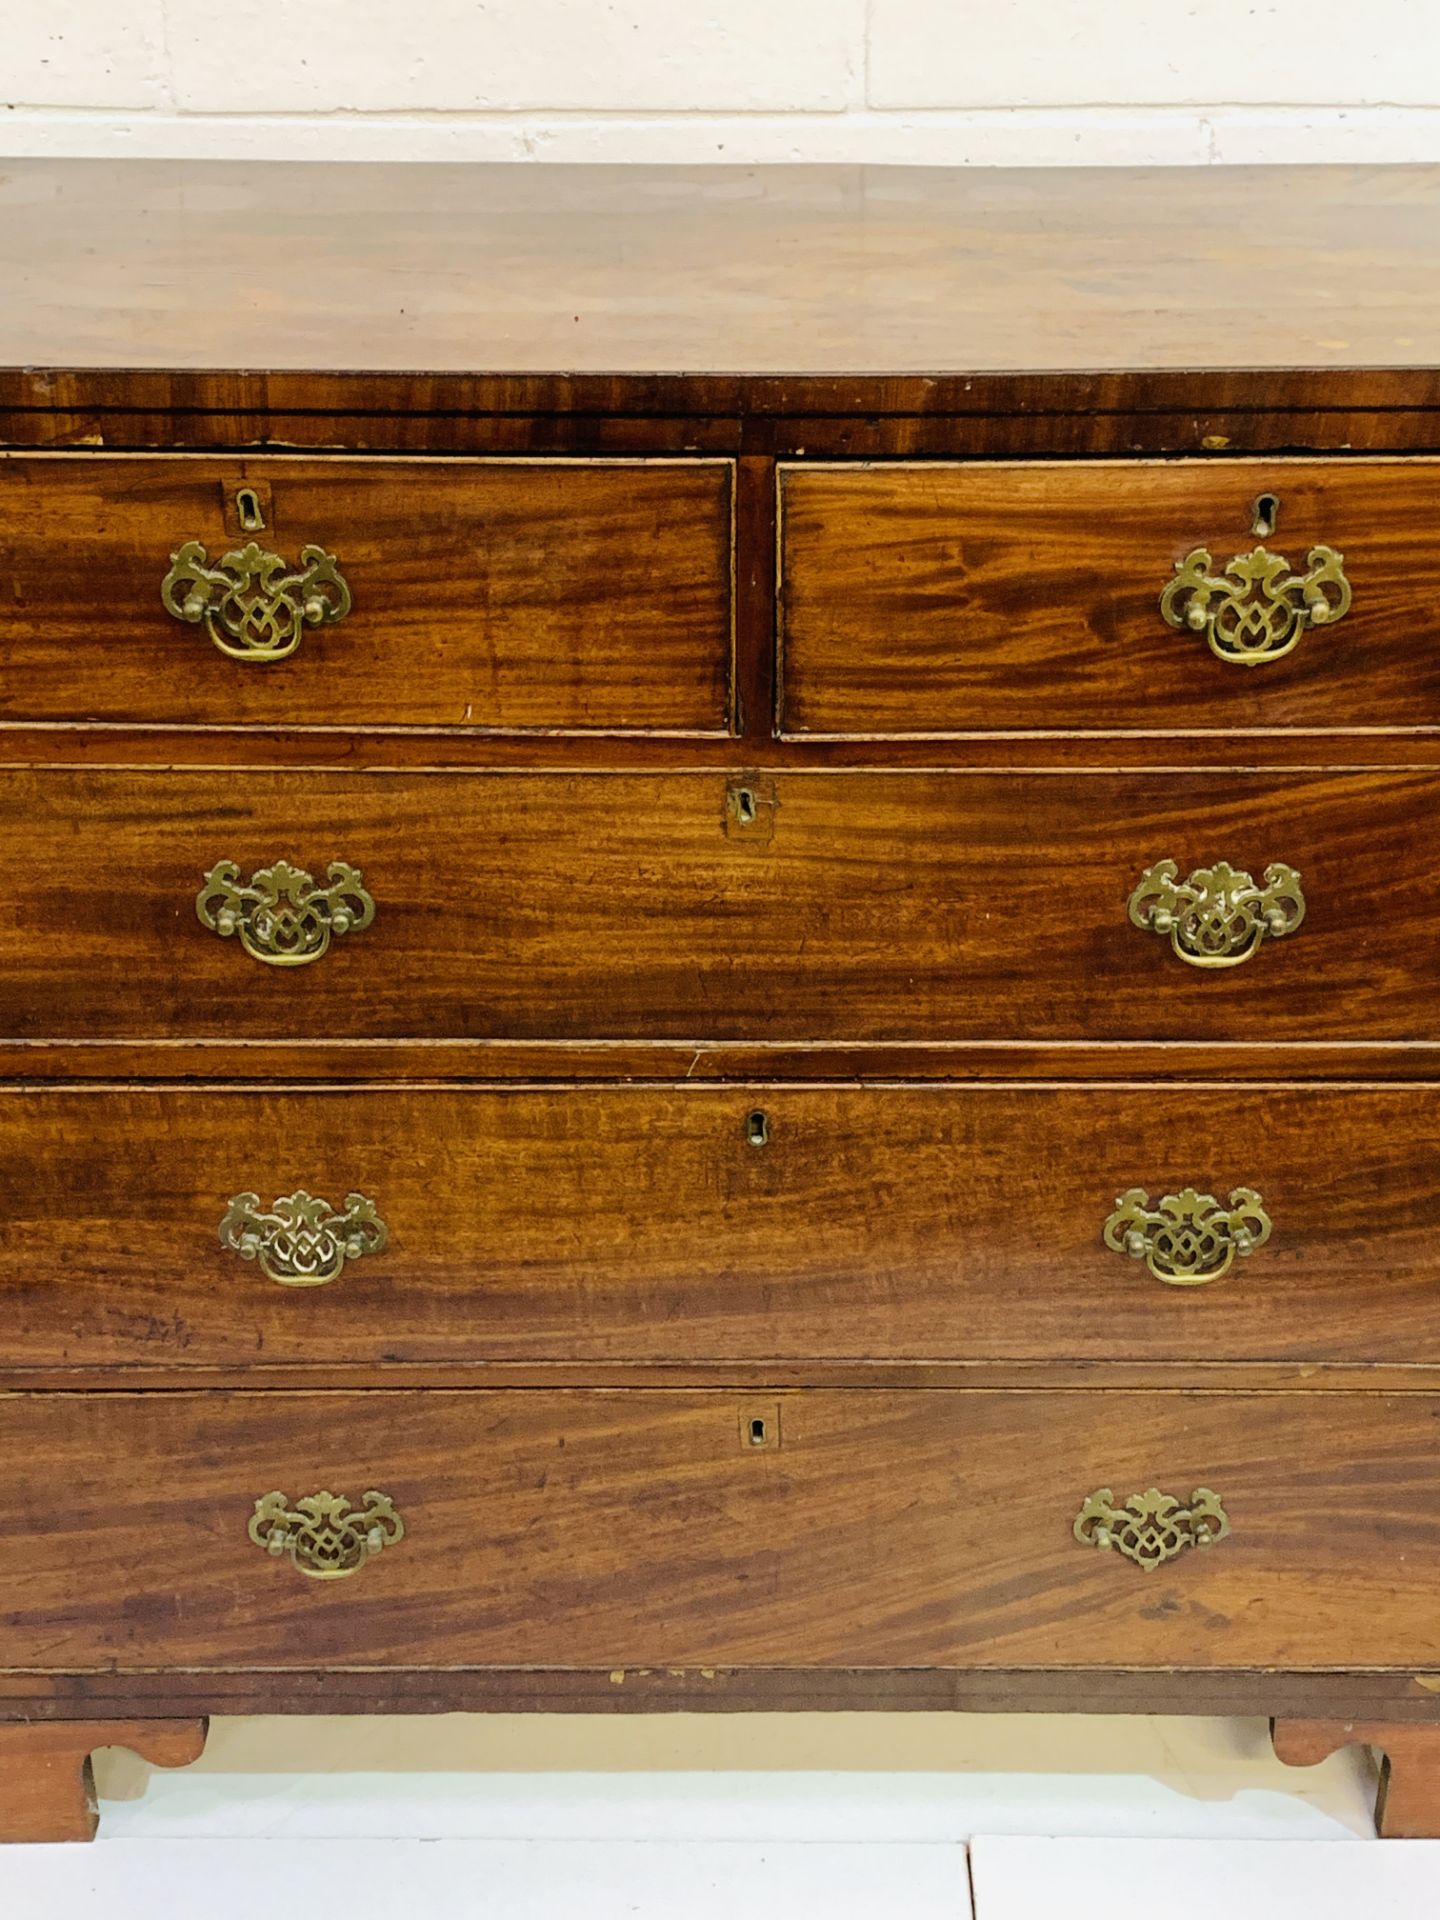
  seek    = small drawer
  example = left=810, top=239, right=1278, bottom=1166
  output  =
left=779, top=458, right=1440, bottom=736
left=4, top=1388, right=1440, bottom=1672
left=4, top=766, right=1440, bottom=1046
left=8, top=1085, right=1440, bottom=1372
left=0, top=454, right=733, bottom=733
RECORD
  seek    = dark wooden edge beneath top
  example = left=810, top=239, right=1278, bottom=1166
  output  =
left=3, top=1360, right=1439, bottom=1391
left=7, top=365, right=1440, bottom=419
left=6, top=1666, right=1440, bottom=1722
left=6, top=366, right=1440, bottom=457
left=6, top=1046, right=1440, bottom=1081
left=7, top=728, right=1440, bottom=769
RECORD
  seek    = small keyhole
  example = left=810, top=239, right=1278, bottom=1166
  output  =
left=738, top=1405, right=780, bottom=1450
left=1251, top=493, right=1279, bottom=538
left=724, top=778, right=774, bottom=842
left=236, top=487, right=265, bottom=533
left=745, top=1109, right=770, bottom=1148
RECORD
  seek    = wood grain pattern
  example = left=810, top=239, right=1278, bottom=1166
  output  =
left=11, top=1669, right=1440, bottom=1726
left=0, top=455, right=732, bottom=733
left=6, top=1084, right=1440, bottom=1371
left=10, top=381, right=1440, bottom=462
left=0, top=1719, right=206, bottom=1844
left=17, top=1043, right=1440, bottom=1086
left=779, top=460, right=1440, bottom=736
left=4, top=767, right=1440, bottom=1044
left=7, top=366, right=1440, bottom=424
left=4, top=161, right=1440, bottom=376
left=16, top=1362, right=1440, bottom=1394
left=6, top=157, right=1440, bottom=1778
left=10, top=725, right=1440, bottom=771
left=5, top=1389, right=1440, bottom=1673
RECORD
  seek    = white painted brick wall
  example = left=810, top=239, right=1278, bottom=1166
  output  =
left=1, top=0, right=1438, bottom=163
left=870, top=0, right=1440, bottom=109
left=4, top=4, right=167, bottom=110
left=166, top=2, right=864, bottom=115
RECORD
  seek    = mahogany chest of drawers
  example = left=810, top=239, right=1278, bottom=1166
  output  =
left=4, top=157, right=1440, bottom=1840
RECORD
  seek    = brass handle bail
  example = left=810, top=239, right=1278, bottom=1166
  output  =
left=220, top=1189, right=388, bottom=1286
left=249, top=1490, right=404, bottom=1580
left=196, top=858, right=375, bottom=967
left=1160, top=536, right=1350, bottom=665
left=1127, top=858, right=1304, bottom=968
left=1074, top=1487, right=1229, bottom=1571
left=162, top=538, right=351, bottom=662
left=1103, top=1186, right=1271, bottom=1286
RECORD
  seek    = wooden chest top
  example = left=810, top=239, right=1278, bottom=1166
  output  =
left=3, top=158, right=1440, bottom=378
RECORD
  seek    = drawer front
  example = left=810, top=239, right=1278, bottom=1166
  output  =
left=779, top=459, right=1440, bottom=735
left=4, top=767, right=1440, bottom=1043
left=0, top=456, right=732, bottom=732
left=4, top=1389, right=1439, bottom=1671
left=7, top=1085, right=1440, bottom=1370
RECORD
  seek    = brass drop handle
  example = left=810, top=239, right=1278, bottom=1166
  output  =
left=220, top=1189, right=388, bottom=1286
left=1160, top=541, right=1351, bottom=664
left=1103, top=1186, right=1271, bottom=1287
left=1128, top=858, right=1304, bottom=968
left=1074, top=1487, right=1229, bottom=1571
left=249, top=1490, right=403, bottom=1580
left=196, top=858, right=376, bottom=967
left=162, top=540, right=351, bottom=661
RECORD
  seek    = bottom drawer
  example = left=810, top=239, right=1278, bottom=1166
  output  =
left=5, top=1388, right=1438, bottom=1673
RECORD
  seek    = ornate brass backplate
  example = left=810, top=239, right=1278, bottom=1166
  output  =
left=196, top=858, right=375, bottom=967
left=161, top=539, right=351, bottom=662
left=248, top=1490, right=404, bottom=1580
left=1127, top=858, right=1304, bottom=968
left=1160, top=543, right=1351, bottom=664
left=1103, top=1185, right=1271, bottom=1286
left=1074, top=1487, right=1230, bottom=1571
left=219, top=1189, right=388, bottom=1286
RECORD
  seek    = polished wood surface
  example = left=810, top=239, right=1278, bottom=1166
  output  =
left=5, top=159, right=1440, bottom=1829
left=0, top=455, right=733, bottom=733
left=0, top=1720, right=207, bottom=1844
left=10, top=727, right=1440, bottom=772
left=5, top=1388, right=1440, bottom=1672
left=6, top=1084, right=1440, bottom=1373
left=16, top=1042, right=1440, bottom=1088
left=8, top=370, right=1440, bottom=461
left=16, top=1667, right=1440, bottom=1726
left=4, top=162, right=1440, bottom=377
left=780, top=459, right=1440, bottom=736
left=3, top=768, right=1438, bottom=1045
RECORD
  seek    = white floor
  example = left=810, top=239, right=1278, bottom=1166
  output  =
left=5, top=1714, right=1440, bottom=1917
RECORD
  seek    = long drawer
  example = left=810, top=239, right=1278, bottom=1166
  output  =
left=5, top=1085, right=1440, bottom=1369
left=5, top=1388, right=1440, bottom=1671
left=779, top=459, right=1440, bottom=735
left=2, top=768, right=1438, bottom=1043
left=0, top=455, right=733, bottom=732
